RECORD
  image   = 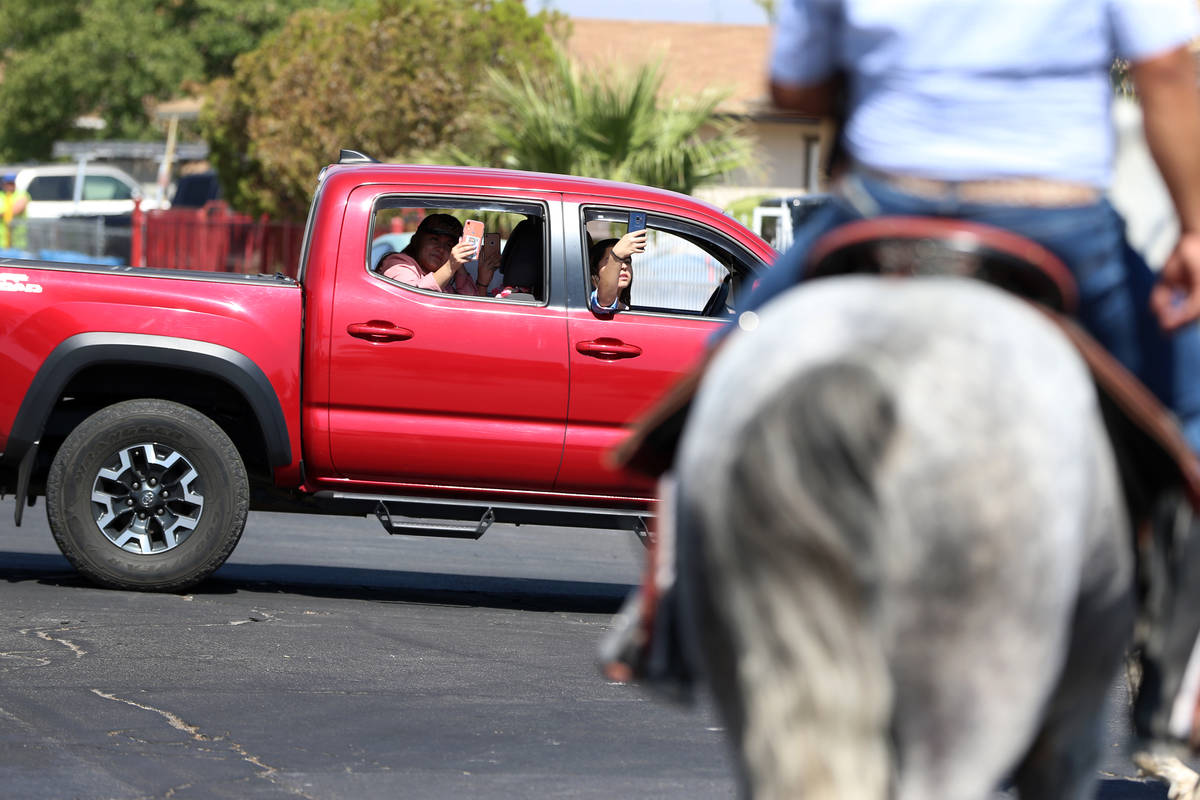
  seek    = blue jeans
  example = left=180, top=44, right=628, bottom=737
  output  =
left=745, top=172, right=1200, bottom=456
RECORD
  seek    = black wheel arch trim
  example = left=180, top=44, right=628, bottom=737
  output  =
left=6, top=332, right=292, bottom=469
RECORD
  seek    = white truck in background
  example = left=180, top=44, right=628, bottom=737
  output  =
left=751, top=193, right=831, bottom=253
left=13, top=163, right=163, bottom=219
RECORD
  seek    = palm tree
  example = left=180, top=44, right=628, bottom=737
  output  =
left=751, top=0, right=777, bottom=23
left=455, top=47, right=756, bottom=197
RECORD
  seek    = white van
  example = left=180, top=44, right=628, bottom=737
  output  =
left=13, top=164, right=161, bottom=218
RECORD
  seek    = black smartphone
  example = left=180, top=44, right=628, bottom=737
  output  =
left=628, top=211, right=646, bottom=232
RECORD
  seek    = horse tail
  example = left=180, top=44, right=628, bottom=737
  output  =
left=690, top=359, right=898, bottom=799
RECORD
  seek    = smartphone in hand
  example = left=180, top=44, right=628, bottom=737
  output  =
left=481, top=232, right=501, bottom=261
left=628, top=211, right=646, bottom=232
left=461, top=220, right=485, bottom=255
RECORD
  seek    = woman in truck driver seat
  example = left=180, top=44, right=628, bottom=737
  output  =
left=380, top=213, right=499, bottom=296
left=588, top=229, right=646, bottom=315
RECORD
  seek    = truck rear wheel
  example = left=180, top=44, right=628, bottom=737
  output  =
left=46, top=399, right=249, bottom=592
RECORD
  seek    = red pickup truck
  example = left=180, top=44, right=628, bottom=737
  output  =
left=0, top=153, right=774, bottom=591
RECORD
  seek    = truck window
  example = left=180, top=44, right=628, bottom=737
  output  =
left=370, top=197, right=547, bottom=302
left=581, top=207, right=758, bottom=318
left=82, top=175, right=134, bottom=201
left=27, top=175, right=73, bottom=201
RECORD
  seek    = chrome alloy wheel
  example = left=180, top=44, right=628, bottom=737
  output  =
left=91, top=442, right=205, bottom=554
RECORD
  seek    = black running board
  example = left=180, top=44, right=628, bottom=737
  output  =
left=374, top=502, right=494, bottom=540
left=310, top=490, right=650, bottom=538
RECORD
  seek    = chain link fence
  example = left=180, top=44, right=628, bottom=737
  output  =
left=1, top=217, right=130, bottom=265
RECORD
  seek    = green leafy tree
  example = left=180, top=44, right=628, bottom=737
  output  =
left=0, top=0, right=336, bottom=162
left=0, top=0, right=201, bottom=159
left=200, top=0, right=560, bottom=220
left=0, top=0, right=82, bottom=51
left=451, top=48, right=756, bottom=196
left=163, top=0, right=355, bottom=78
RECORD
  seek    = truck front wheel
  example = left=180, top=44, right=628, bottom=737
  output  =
left=46, top=399, right=249, bottom=592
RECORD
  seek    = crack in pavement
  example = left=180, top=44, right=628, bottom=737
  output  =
left=20, top=627, right=87, bottom=658
left=91, top=690, right=208, bottom=742
left=0, top=652, right=51, bottom=668
left=194, top=610, right=281, bottom=628
left=226, top=609, right=279, bottom=627
left=89, top=690, right=318, bottom=799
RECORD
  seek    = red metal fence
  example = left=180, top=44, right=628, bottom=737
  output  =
left=131, top=200, right=305, bottom=278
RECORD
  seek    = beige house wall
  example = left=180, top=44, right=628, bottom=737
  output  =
left=695, top=118, right=824, bottom=207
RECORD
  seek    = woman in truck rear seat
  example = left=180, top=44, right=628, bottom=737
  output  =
left=379, top=213, right=499, bottom=296
left=588, top=229, right=646, bottom=315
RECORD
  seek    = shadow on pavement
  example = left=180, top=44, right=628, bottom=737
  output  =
left=0, top=551, right=74, bottom=579
left=207, top=562, right=634, bottom=613
left=0, top=552, right=635, bottom=614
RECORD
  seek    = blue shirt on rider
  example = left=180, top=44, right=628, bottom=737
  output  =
left=758, top=0, right=1200, bottom=460
left=771, top=0, right=1200, bottom=188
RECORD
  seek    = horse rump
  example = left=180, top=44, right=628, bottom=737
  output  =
left=677, top=349, right=897, bottom=799
left=670, top=277, right=1134, bottom=800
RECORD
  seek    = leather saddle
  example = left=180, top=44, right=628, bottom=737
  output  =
left=615, top=216, right=1200, bottom=522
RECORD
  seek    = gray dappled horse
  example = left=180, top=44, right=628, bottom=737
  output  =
left=671, top=275, right=1136, bottom=799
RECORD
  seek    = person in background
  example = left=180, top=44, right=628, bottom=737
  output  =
left=380, top=213, right=499, bottom=296
left=758, top=0, right=1200, bottom=754
left=762, top=0, right=1200, bottom=454
left=588, top=229, right=646, bottom=315
left=1, top=173, right=30, bottom=252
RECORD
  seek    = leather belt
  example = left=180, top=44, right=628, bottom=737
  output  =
left=860, top=167, right=1102, bottom=208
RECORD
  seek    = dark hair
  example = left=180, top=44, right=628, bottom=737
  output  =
left=588, top=237, right=632, bottom=307
left=401, top=213, right=463, bottom=259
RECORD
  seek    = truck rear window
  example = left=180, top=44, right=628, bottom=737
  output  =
left=28, top=175, right=73, bottom=201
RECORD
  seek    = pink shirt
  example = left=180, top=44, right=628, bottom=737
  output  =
left=381, top=252, right=479, bottom=295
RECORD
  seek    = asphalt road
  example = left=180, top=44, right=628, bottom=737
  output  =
left=0, top=503, right=1182, bottom=799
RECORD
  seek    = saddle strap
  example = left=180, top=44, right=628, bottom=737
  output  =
left=1039, top=310, right=1200, bottom=513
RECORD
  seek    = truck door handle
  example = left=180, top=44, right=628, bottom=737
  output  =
left=347, top=321, right=414, bottom=342
left=575, top=338, right=643, bottom=359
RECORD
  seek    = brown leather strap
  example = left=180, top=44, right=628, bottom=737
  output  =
left=1039, top=310, right=1200, bottom=512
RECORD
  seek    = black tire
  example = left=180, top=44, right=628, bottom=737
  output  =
left=45, top=399, right=249, bottom=592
